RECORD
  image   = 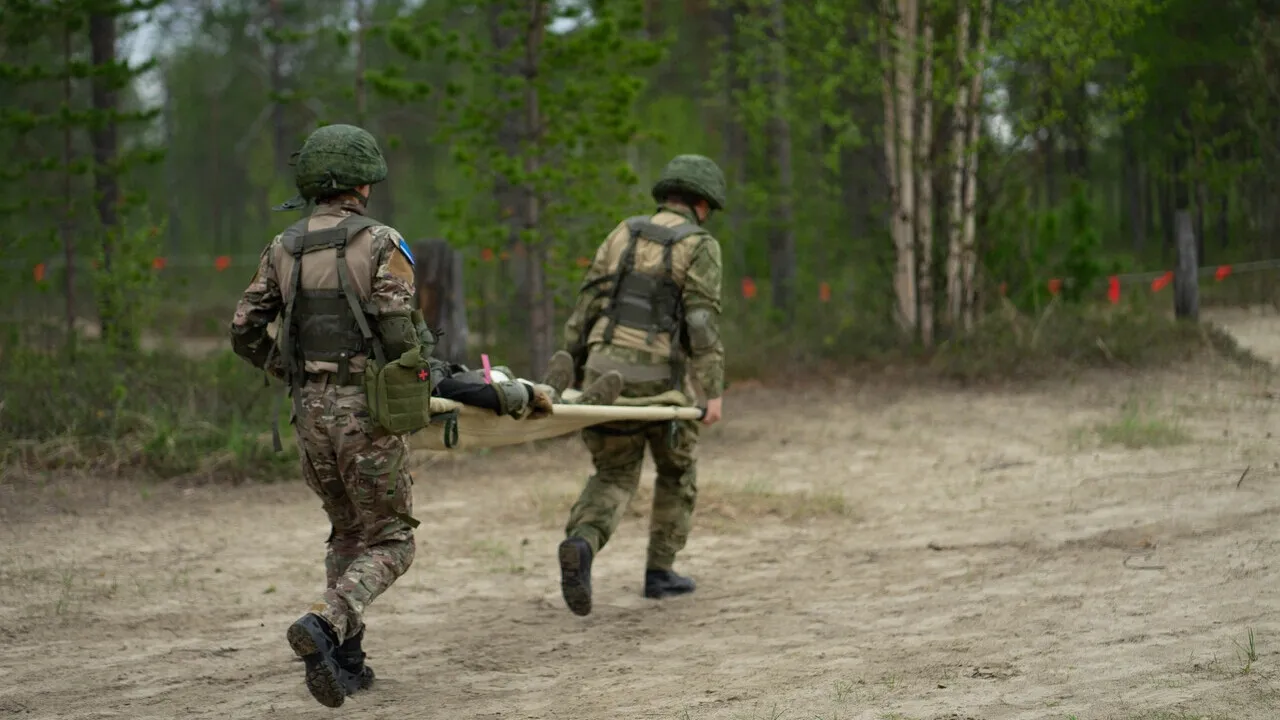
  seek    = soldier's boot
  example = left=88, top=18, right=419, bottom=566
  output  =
left=558, top=537, right=594, bottom=617
left=577, top=370, right=623, bottom=406
left=286, top=612, right=353, bottom=708
left=335, top=627, right=376, bottom=693
left=542, top=351, right=575, bottom=394
left=643, top=569, right=696, bottom=600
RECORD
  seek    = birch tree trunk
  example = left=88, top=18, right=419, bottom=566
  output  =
left=945, top=0, right=969, bottom=329
left=916, top=5, right=934, bottom=346
left=879, top=0, right=900, bottom=287
left=881, top=0, right=918, bottom=334
left=959, top=0, right=991, bottom=330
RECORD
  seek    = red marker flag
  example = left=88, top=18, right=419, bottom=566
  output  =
left=1151, top=271, right=1173, bottom=292
left=1107, top=275, right=1120, bottom=304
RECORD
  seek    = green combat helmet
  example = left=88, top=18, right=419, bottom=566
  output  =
left=273, top=123, right=389, bottom=211
left=651, top=154, right=727, bottom=211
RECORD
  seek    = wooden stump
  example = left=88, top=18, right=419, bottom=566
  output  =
left=1173, top=209, right=1199, bottom=321
left=411, top=239, right=470, bottom=365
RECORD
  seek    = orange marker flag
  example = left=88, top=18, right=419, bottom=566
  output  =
left=741, top=277, right=757, bottom=299
left=1151, top=271, right=1173, bottom=292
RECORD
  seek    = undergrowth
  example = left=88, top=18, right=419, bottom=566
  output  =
left=0, top=341, right=296, bottom=482
left=930, top=299, right=1267, bottom=382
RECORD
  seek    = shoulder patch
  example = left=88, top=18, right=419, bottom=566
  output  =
left=395, top=237, right=415, bottom=267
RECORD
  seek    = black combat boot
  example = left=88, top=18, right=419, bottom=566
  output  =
left=286, top=613, right=352, bottom=708
left=335, top=627, right=376, bottom=693
left=643, top=569, right=696, bottom=599
left=558, top=537, right=594, bottom=616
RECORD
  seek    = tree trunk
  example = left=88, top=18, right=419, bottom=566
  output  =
left=1217, top=190, right=1229, bottom=248
left=766, top=0, right=796, bottom=321
left=1123, top=127, right=1145, bottom=253
left=412, top=239, right=470, bottom=365
left=722, top=0, right=749, bottom=279
left=881, top=0, right=918, bottom=334
left=89, top=12, right=120, bottom=340
left=269, top=0, right=288, bottom=174
left=523, top=0, right=551, bottom=380
left=1195, top=179, right=1207, bottom=264
left=488, top=1, right=527, bottom=333
left=916, top=6, right=934, bottom=346
left=959, top=0, right=991, bottom=330
left=63, top=21, right=76, bottom=336
left=355, top=0, right=368, bottom=124
left=945, top=0, right=970, bottom=329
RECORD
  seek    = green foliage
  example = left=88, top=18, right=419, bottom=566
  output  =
left=91, top=212, right=165, bottom=351
left=983, top=183, right=1126, bottom=313
left=0, top=344, right=295, bottom=481
left=934, top=301, right=1259, bottom=382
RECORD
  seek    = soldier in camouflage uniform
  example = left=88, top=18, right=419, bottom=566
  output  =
left=542, top=154, right=727, bottom=617
left=229, top=124, right=553, bottom=707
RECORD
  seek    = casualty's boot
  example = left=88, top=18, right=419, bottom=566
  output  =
left=335, top=627, right=375, bottom=693
left=543, top=351, right=575, bottom=395
left=286, top=612, right=352, bottom=708
left=577, top=370, right=623, bottom=406
left=558, top=536, right=594, bottom=616
left=643, top=569, right=696, bottom=600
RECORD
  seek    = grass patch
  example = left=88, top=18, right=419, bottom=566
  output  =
left=468, top=539, right=529, bottom=574
left=932, top=299, right=1267, bottom=383
left=0, top=340, right=295, bottom=482
left=630, top=478, right=854, bottom=527
left=1092, top=399, right=1192, bottom=449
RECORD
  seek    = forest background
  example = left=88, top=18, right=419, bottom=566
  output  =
left=2, top=0, right=1276, bottom=478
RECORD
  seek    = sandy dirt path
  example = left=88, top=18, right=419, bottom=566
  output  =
left=3, top=311, right=1280, bottom=720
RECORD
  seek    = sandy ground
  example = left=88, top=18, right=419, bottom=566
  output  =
left=4, top=309, right=1280, bottom=720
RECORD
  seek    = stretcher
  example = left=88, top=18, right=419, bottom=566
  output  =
left=408, top=388, right=706, bottom=451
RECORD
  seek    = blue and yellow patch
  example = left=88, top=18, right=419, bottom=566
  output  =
left=395, top=237, right=415, bottom=266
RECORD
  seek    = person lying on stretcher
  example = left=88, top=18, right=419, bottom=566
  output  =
left=426, top=356, right=624, bottom=420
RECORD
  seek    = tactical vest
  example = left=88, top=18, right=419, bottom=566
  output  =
left=587, top=214, right=707, bottom=391
left=276, top=213, right=387, bottom=390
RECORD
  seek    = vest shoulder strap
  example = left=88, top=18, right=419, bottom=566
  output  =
left=280, top=214, right=384, bottom=256
left=623, top=216, right=706, bottom=246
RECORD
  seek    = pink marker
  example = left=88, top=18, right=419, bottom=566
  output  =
left=481, top=353, right=493, bottom=384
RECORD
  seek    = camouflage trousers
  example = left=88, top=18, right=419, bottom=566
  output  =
left=564, top=372, right=699, bottom=571
left=295, top=376, right=416, bottom=644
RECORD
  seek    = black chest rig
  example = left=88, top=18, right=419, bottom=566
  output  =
left=275, top=213, right=388, bottom=391
left=593, top=215, right=705, bottom=391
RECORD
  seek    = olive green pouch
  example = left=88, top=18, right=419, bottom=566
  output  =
left=364, top=345, right=433, bottom=435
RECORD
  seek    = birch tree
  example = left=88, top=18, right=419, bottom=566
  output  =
left=916, top=1, right=935, bottom=345
left=880, top=0, right=919, bottom=335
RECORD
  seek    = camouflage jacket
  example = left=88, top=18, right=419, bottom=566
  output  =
left=229, top=198, right=417, bottom=377
left=564, top=203, right=724, bottom=400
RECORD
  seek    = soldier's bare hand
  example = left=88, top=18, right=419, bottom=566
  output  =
left=701, top=396, right=722, bottom=426
left=529, top=388, right=555, bottom=418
